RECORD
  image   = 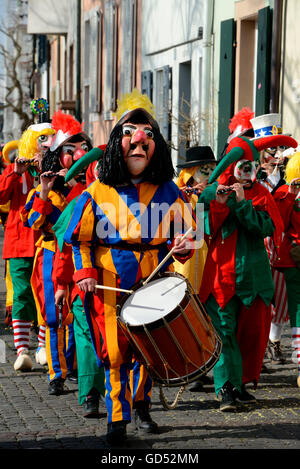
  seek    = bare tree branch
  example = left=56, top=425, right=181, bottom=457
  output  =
left=0, top=19, right=33, bottom=132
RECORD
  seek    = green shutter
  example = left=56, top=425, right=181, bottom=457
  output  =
left=217, top=19, right=236, bottom=158
left=255, top=7, right=272, bottom=116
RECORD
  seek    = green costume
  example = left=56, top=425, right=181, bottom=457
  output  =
left=72, top=295, right=105, bottom=404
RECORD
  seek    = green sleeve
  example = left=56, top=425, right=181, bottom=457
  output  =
left=232, top=198, right=275, bottom=238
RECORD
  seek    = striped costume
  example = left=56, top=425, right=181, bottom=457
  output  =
left=64, top=178, right=195, bottom=423
left=21, top=185, right=81, bottom=381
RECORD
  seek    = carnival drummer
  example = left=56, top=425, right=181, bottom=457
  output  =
left=64, top=89, right=196, bottom=445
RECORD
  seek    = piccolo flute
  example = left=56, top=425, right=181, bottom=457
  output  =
left=17, top=158, right=39, bottom=166
left=216, top=187, right=234, bottom=194
left=184, top=187, right=199, bottom=194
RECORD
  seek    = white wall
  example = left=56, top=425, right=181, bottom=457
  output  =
left=141, top=0, right=206, bottom=165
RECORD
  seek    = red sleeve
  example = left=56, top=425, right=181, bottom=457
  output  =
left=32, top=194, right=53, bottom=215
left=209, top=200, right=230, bottom=236
left=0, top=164, right=21, bottom=204
left=273, top=186, right=296, bottom=231
left=54, top=243, right=75, bottom=290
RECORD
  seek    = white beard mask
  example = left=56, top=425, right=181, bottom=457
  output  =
left=193, top=164, right=216, bottom=183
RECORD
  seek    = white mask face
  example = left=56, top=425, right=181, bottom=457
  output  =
left=234, top=159, right=257, bottom=183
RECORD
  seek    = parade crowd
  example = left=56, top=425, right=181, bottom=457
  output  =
left=0, top=90, right=300, bottom=446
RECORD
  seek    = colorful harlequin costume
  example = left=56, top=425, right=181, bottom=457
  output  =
left=272, top=152, right=300, bottom=385
left=20, top=111, right=93, bottom=387
left=198, top=130, right=297, bottom=404
left=52, top=146, right=106, bottom=409
left=0, top=122, right=55, bottom=371
left=63, top=89, right=196, bottom=441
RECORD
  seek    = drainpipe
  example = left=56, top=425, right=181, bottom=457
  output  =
left=270, top=0, right=283, bottom=113
left=75, top=0, right=81, bottom=122
left=200, top=0, right=214, bottom=146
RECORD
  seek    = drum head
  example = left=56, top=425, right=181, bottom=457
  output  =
left=119, top=275, right=187, bottom=326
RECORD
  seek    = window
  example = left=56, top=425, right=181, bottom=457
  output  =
left=155, top=66, right=172, bottom=142
left=120, top=0, right=137, bottom=94
left=104, top=0, right=118, bottom=117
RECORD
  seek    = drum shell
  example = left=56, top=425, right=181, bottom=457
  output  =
left=117, top=273, right=221, bottom=387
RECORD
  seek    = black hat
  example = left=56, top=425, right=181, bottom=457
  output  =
left=177, top=146, right=216, bottom=168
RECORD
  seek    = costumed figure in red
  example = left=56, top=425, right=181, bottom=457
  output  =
left=198, top=128, right=297, bottom=411
left=0, top=120, right=55, bottom=371
left=255, top=113, right=295, bottom=364
left=272, top=151, right=300, bottom=386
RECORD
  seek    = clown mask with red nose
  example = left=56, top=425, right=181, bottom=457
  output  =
left=60, top=137, right=91, bottom=170
left=121, top=122, right=156, bottom=178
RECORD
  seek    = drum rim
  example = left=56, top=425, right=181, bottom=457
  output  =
left=116, top=272, right=189, bottom=330
left=147, top=336, right=222, bottom=387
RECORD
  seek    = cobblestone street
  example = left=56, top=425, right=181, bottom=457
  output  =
left=0, top=228, right=300, bottom=458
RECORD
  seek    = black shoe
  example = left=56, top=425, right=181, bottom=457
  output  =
left=218, top=381, right=236, bottom=412
left=133, top=401, right=158, bottom=433
left=189, top=375, right=213, bottom=391
left=84, top=393, right=100, bottom=418
left=233, top=385, right=256, bottom=405
left=67, top=370, right=78, bottom=383
left=48, top=378, right=64, bottom=396
left=106, top=421, right=127, bottom=445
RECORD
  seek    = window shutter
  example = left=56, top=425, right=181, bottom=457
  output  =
left=217, top=18, right=236, bottom=158
left=161, top=65, right=171, bottom=141
left=104, top=0, right=114, bottom=114
left=255, top=6, right=272, bottom=116
left=121, top=0, right=131, bottom=94
left=90, top=9, right=101, bottom=113
left=141, top=70, right=153, bottom=100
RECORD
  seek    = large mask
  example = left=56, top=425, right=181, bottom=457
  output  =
left=121, top=122, right=155, bottom=177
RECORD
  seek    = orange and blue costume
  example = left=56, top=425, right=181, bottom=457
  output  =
left=21, top=184, right=83, bottom=381
left=64, top=178, right=195, bottom=423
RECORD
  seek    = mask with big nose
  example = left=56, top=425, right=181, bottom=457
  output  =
left=122, top=123, right=155, bottom=177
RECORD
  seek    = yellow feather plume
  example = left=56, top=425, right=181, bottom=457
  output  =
left=285, top=151, right=300, bottom=184
left=115, top=88, right=156, bottom=122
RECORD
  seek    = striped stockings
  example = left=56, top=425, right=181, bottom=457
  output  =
left=12, top=320, right=31, bottom=355
left=38, top=325, right=46, bottom=348
left=292, top=327, right=300, bottom=373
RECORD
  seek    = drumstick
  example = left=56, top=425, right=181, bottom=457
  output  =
left=143, top=226, right=194, bottom=286
left=95, top=285, right=134, bottom=294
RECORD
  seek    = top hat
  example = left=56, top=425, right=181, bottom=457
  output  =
left=177, top=146, right=216, bottom=168
left=250, top=113, right=290, bottom=140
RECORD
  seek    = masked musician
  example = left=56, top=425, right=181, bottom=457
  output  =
left=21, top=111, right=93, bottom=395
left=0, top=121, right=55, bottom=372
left=256, top=114, right=295, bottom=364
left=272, top=152, right=300, bottom=386
left=64, top=89, right=196, bottom=445
left=198, top=129, right=297, bottom=411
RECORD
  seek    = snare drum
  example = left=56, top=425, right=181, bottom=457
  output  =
left=117, top=272, right=222, bottom=387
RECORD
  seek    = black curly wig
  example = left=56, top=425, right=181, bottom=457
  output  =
left=99, top=112, right=175, bottom=186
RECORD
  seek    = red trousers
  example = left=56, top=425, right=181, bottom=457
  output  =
left=236, top=297, right=272, bottom=386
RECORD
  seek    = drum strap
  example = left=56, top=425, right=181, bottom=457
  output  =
left=101, top=242, right=168, bottom=252
left=159, top=385, right=186, bottom=410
